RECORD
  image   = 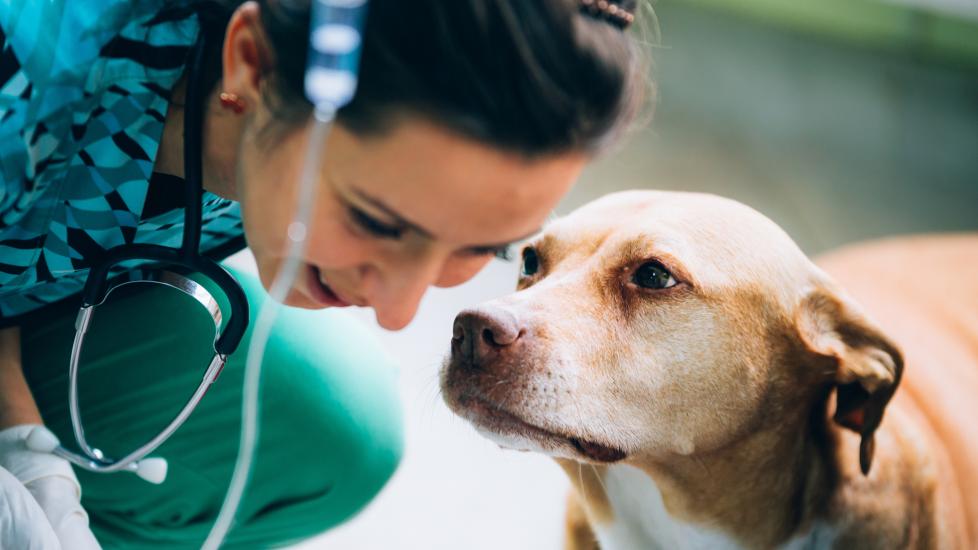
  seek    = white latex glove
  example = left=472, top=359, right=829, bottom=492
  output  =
left=0, top=425, right=101, bottom=550
left=0, top=464, right=62, bottom=549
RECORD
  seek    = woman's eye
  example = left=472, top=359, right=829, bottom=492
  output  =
left=493, top=246, right=514, bottom=261
left=460, top=245, right=512, bottom=260
left=350, top=207, right=404, bottom=239
left=632, top=261, right=677, bottom=290
left=521, top=247, right=540, bottom=277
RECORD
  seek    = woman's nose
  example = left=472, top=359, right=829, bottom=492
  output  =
left=364, top=256, right=445, bottom=330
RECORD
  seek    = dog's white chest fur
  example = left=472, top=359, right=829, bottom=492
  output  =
left=593, top=464, right=743, bottom=550
left=592, top=465, right=835, bottom=550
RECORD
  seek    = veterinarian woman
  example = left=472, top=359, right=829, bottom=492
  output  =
left=0, top=0, right=646, bottom=547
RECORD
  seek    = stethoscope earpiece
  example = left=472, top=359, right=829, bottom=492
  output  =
left=26, top=426, right=170, bottom=484
left=134, top=458, right=168, bottom=484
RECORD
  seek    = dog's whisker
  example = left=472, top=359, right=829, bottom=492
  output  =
left=419, top=362, right=449, bottom=425
left=423, top=386, right=444, bottom=424
left=588, top=463, right=610, bottom=497
left=567, top=389, right=613, bottom=500
left=577, top=461, right=589, bottom=506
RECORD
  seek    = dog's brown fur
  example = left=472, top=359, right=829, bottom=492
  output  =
left=441, top=191, right=977, bottom=549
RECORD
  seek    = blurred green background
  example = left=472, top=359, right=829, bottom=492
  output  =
left=568, top=0, right=978, bottom=255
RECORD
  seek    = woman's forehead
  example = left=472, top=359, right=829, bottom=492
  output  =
left=329, top=119, right=586, bottom=245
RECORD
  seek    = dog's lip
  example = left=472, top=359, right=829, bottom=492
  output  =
left=461, top=394, right=627, bottom=464
left=568, top=437, right=628, bottom=463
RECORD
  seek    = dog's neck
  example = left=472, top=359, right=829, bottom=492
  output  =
left=642, top=420, right=835, bottom=548
left=574, top=398, right=840, bottom=550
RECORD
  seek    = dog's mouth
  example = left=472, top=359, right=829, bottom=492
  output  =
left=458, top=394, right=627, bottom=464
left=568, top=437, right=628, bottom=463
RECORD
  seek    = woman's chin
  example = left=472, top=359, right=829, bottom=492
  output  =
left=279, top=286, right=338, bottom=310
left=255, top=275, right=330, bottom=310
left=253, top=257, right=322, bottom=309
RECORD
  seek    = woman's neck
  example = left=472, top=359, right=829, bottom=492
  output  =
left=154, top=75, right=243, bottom=201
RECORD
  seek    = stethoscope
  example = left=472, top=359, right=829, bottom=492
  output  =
left=25, top=31, right=250, bottom=484
left=25, top=0, right=368, bottom=492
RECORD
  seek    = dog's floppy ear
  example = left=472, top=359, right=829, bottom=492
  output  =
left=795, top=287, right=904, bottom=475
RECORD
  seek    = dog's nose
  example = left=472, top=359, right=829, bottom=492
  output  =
left=452, top=307, right=523, bottom=365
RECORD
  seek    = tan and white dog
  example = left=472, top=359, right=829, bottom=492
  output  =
left=440, top=191, right=977, bottom=549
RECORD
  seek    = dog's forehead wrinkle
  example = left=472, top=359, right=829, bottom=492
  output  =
left=571, top=191, right=816, bottom=294
left=551, top=206, right=812, bottom=311
left=542, top=223, right=617, bottom=267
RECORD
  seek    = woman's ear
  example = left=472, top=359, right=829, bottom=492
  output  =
left=221, top=1, right=272, bottom=107
left=795, top=286, right=904, bottom=475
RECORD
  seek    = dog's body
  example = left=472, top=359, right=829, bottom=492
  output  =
left=441, top=191, right=977, bottom=549
left=811, top=236, right=977, bottom=545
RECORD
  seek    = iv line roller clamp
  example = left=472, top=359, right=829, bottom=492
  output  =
left=25, top=0, right=369, bottom=489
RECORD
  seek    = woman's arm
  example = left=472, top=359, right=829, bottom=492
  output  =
left=0, top=326, right=102, bottom=549
left=0, top=327, right=42, bottom=429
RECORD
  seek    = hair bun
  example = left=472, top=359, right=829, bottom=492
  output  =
left=579, top=0, right=636, bottom=29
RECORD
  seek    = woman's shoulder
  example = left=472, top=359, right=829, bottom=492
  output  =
left=0, top=0, right=206, bottom=310
left=0, top=0, right=196, bottom=77
left=0, top=0, right=199, bottom=226
left=0, top=0, right=198, bottom=118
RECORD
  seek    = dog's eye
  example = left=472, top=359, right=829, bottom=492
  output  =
left=632, top=261, right=677, bottom=290
left=521, top=247, right=539, bottom=277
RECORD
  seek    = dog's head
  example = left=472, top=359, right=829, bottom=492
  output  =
left=441, top=191, right=902, bottom=473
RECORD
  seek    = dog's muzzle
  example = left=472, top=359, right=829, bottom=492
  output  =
left=451, top=306, right=524, bottom=368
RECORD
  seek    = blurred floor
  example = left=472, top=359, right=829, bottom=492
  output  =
left=273, top=1, right=977, bottom=548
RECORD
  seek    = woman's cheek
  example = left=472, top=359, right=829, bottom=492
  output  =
left=306, top=216, right=375, bottom=266
left=237, top=165, right=290, bottom=250
left=435, top=255, right=494, bottom=288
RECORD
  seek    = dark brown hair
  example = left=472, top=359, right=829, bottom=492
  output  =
left=189, top=0, right=648, bottom=156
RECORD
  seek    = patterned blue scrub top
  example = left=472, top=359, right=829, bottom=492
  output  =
left=0, top=1, right=245, bottom=324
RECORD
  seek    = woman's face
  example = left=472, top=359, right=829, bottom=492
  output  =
left=235, top=116, right=585, bottom=330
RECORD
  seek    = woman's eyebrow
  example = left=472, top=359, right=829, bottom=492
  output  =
left=476, top=228, right=545, bottom=250
left=350, top=187, right=544, bottom=248
left=350, top=188, right=434, bottom=238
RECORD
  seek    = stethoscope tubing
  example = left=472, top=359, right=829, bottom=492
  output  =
left=36, top=269, right=231, bottom=483
left=42, top=28, right=250, bottom=482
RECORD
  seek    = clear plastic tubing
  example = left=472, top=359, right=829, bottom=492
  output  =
left=203, top=1, right=368, bottom=548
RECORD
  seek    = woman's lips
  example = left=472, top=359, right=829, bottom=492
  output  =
left=307, top=265, right=352, bottom=307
